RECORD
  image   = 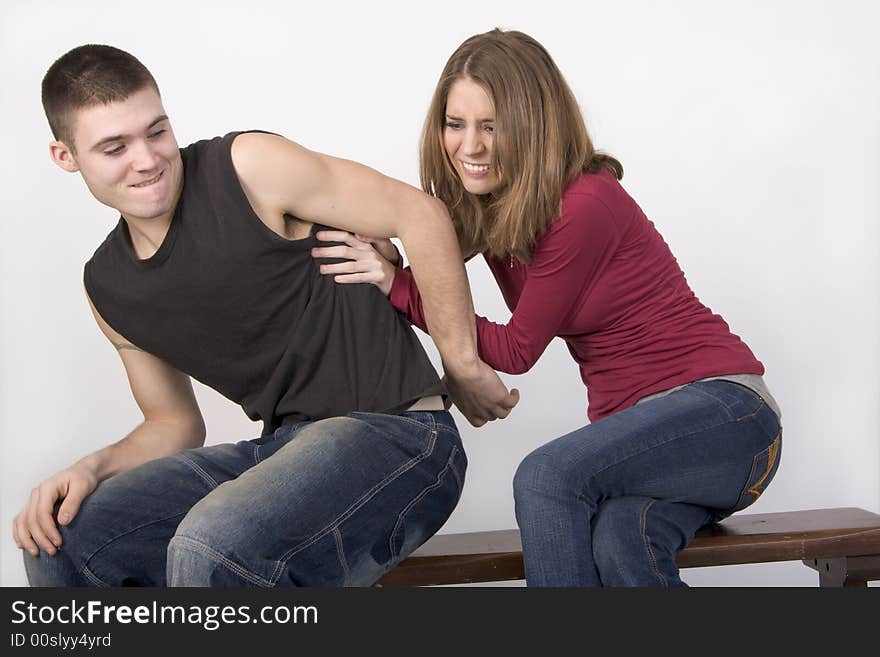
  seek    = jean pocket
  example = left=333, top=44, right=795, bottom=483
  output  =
left=730, top=431, right=782, bottom=513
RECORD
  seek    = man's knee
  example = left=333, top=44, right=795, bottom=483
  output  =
left=167, top=498, right=266, bottom=586
left=23, top=533, right=90, bottom=587
left=23, top=549, right=54, bottom=587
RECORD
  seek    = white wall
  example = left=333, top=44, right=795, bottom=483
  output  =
left=2, top=0, right=878, bottom=587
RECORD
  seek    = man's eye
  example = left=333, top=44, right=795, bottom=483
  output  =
left=104, top=145, right=124, bottom=156
left=148, top=129, right=166, bottom=139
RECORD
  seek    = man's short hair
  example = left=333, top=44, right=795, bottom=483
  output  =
left=42, top=44, right=159, bottom=149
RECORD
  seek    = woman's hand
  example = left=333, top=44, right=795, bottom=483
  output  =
left=311, top=230, right=399, bottom=297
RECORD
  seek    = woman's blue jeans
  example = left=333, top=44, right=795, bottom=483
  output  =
left=513, top=380, right=782, bottom=587
left=24, top=410, right=465, bottom=587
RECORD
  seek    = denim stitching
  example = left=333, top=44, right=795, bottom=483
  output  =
left=81, top=510, right=190, bottom=580
left=448, top=442, right=465, bottom=495
left=333, top=528, right=351, bottom=586
left=256, top=423, right=301, bottom=465
left=350, top=411, right=438, bottom=434
left=169, top=535, right=271, bottom=587
left=551, top=404, right=775, bottom=522
left=732, top=431, right=782, bottom=511
left=273, top=426, right=438, bottom=577
left=687, top=382, right=765, bottom=421
left=80, top=564, right=110, bottom=587
left=733, top=450, right=763, bottom=511
left=575, top=406, right=772, bottom=499
left=747, top=433, right=781, bottom=497
left=388, top=443, right=459, bottom=559
left=175, top=453, right=221, bottom=489
left=269, top=422, right=439, bottom=584
left=640, top=498, right=667, bottom=587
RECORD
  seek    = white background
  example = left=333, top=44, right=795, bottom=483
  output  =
left=1, top=0, right=878, bottom=586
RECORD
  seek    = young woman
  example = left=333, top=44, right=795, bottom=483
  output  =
left=311, top=28, right=782, bottom=586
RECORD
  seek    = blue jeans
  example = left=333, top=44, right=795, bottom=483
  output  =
left=24, top=410, right=465, bottom=587
left=513, top=380, right=782, bottom=587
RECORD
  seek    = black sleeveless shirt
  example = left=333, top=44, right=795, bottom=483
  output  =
left=84, top=132, right=446, bottom=435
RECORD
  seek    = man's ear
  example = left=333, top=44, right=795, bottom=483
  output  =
left=49, top=140, right=80, bottom=173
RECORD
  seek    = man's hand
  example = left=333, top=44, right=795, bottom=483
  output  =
left=311, top=230, right=399, bottom=296
left=444, top=360, right=520, bottom=427
left=13, top=463, right=98, bottom=557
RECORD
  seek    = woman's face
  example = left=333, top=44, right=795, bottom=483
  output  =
left=443, top=77, right=501, bottom=195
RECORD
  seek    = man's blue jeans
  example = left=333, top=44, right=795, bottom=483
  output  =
left=513, top=380, right=782, bottom=586
left=24, top=410, right=465, bottom=587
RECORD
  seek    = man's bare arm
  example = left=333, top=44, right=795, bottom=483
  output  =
left=79, top=295, right=206, bottom=480
left=230, top=132, right=518, bottom=422
left=12, top=294, right=205, bottom=557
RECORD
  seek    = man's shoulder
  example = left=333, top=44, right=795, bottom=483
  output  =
left=84, top=218, right=126, bottom=267
left=181, top=133, right=235, bottom=163
left=183, top=131, right=283, bottom=174
left=83, top=217, right=128, bottom=303
left=201, top=130, right=279, bottom=151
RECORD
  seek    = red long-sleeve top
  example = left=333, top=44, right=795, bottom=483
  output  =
left=390, top=169, right=764, bottom=421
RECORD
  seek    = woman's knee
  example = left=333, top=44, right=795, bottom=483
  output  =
left=513, top=447, right=579, bottom=505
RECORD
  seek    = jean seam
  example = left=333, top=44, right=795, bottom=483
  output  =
left=639, top=498, right=667, bottom=587
left=732, top=431, right=782, bottom=511
left=80, top=510, right=190, bottom=582
left=350, top=411, right=439, bottom=434
left=169, top=535, right=272, bottom=587
left=687, top=382, right=766, bottom=421
left=255, top=423, right=301, bottom=464
left=747, top=432, right=781, bottom=497
left=448, top=444, right=465, bottom=496
left=175, top=453, right=221, bottom=489
left=333, top=528, right=351, bottom=586
left=388, top=443, right=459, bottom=559
left=80, top=564, right=110, bottom=587
left=733, top=450, right=763, bottom=511
left=269, top=422, right=439, bottom=584
left=716, top=380, right=765, bottom=405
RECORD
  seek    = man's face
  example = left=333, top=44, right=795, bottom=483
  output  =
left=51, top=87, right=182, bottom=224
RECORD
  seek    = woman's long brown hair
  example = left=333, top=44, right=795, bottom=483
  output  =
left=420, top=29, right=622, bottom=263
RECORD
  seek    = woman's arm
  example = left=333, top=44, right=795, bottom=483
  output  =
left=317, top=193, right=622, bottom=376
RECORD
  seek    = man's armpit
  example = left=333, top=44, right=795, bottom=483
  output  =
left=110, top=340, right=144, bottom=352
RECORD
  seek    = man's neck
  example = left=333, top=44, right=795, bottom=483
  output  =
left=123, top=210, right=175, bottom=260
left=122, top=168, right=183, bottom=260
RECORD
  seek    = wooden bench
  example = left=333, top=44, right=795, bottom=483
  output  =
left=378, top=507, right=880, bottom=587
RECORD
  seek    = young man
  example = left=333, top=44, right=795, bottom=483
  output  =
left=13, top=45, right=518, bottom=587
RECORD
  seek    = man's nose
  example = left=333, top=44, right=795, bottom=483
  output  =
left=130, top=140, right=161, bottom=171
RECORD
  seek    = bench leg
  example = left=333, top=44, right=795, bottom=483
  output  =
left=802, top=556, right=880, bottom=587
